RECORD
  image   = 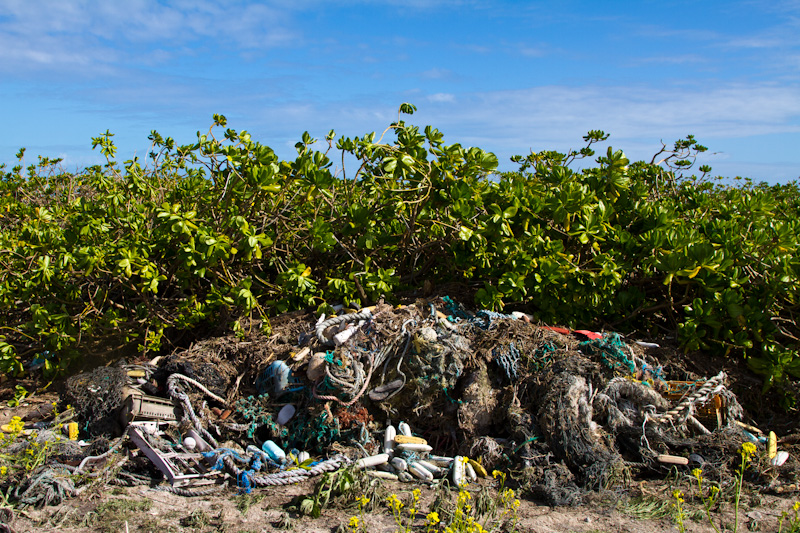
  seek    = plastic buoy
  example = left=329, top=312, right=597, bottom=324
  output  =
left=768, top=431, right=777, bottom=459
left=398, top=422, right=412, bottom=436
left=183, top=437, right=197, bottom=450
left=771, top=451, right=789, bottom=467
left=468, top=458, right=488, bottom=478
left=355, top=453, right=389, bottom=470
left=391, top=457, right=408, bottom=472
left=367, top=470, right=398, bottom=480
left=465, top=462, right=478, bottom=481
left=307, top=352, right=327, bottom=381
left=408, top=462, right=434, bottom=481
left=452, top=456, right=466, bottom=486
left=428, top=455, right=454, bottom=467
left=262, top=440, right=286, bottom=463
left=657, top=454, right=689, bottom=466
left=277, top=404, right=296, bottom=426
left=416, top=459, right=442, bottom=477
left=384, top=425, right=396, bottom=454
left=396, top=443, right=433, bottom=453
left=394, top=435, right=427, bottom=445
left=65, top=422, right=79, bottom=441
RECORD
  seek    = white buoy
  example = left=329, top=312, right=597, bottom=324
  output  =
left=277, top=404, right=296, bottom=425
left=398, top=421, right=412, bottom=436
left=416, top=460, right=442, bottom=477
left=409, top=462, right=434, bottom=481
left=452, top=456, right=466, bottom=486
left=391, top=457, right=408, bottom=472
left=183, top=437, right=197, bottom=450
left=384, top=425, right=396, bottom=454
left=355, top=453, right=389, bottom=470
left=367, top=470, right=399, bottom=480
left=396, top=443, right=433, bottom=453
left=465, top=462, right=478, bottom=482
left=771, top=451, right=789, bottom=466
left=428, top=455, right=454, bottom=467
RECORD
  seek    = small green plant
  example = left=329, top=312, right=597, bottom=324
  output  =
left=297, top=466, right=358, bottom=518
left=734, top=442, right=757, bottom=533
left=672, top=489, right=687, bottom=533
left=346, top=494, right=370, bottom=533
left=181, top=509, right=211, bottom=528
left=6, top=385, right=27, bottom=407
left=235, top=492, right=266, bottom=515
left=779, top=502, right=800, bottom=533
left=83, top=498, right=153, bottom=533
left=692, top=467, right=721, bottom=533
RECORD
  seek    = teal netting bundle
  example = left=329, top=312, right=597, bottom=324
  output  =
left=286, top=410, right=341, bottom=452
left=441, top=296, right=472, bottom=321
left=472, top=309, right=514, bottom=330
left=531, top=341, right=557, bottom=372
left=579, top=333, right=636, bottom=374
left=234, top=394, right=289, bottom=439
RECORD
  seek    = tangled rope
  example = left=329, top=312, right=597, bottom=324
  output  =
left=316, top=309, right=373, bottom=346
left=167, top=373, right=222, bottom=448
left=13, top=466, right=77, bottom=508
left=155, top=485, right=225, bottom=497
left=651, top=372, right=726, bottom=426
left=212, top=452, right=349, bottom=493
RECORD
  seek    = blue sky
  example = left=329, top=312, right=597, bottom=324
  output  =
left=2, top=0, right=799, bottom=183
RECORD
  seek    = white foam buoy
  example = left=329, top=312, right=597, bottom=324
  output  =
left=465, top=462, right=478, bottom=481
left=396, top=443, right=433, bottom=453
left=384, top=425, right=396, bottom=454
left=416, top=460, right=442, bottom=477
left=409, top=462, right=434, bottom=481
left=367, top=470, right=399, bottom=480
left=771, top=451, right=789, bottom=466
left=391, top=457, right=408, bottom=472
left=355, top=453, right=389, bottom=470
left=398, top=421, right=412, bottom=436
left=277, top=404, right=296, bottom=426
left=183, top=436, right=197, bottom=450
left=428, top=455, right=454, bottom=467
left=452, top=456, right=466, bottom=486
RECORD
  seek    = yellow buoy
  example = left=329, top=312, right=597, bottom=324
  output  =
left=768, top=431, right=777, bottom=459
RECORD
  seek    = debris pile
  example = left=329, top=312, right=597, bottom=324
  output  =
left=2, top=296, right=798, bottom=506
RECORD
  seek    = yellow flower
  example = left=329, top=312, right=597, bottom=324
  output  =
left=348, top=516, right=359, bottom=528
left=386, top=494, right=404, bottom=512
left=492, top=469, right=503, bottom=479
left=691, top=468, right=702, bottom=480
left=356, top=495, right=370, bottom=508
left=672, top=490, right=685, bottom=504
left=1, top=466, right=7, bottom=475
left=741, top=442, right=757, bottom=460
left=8, top=416, right=24, bottom=434
left=426, top=511, right=440, bottom=525
left=793, top=501, right=800, bottom=512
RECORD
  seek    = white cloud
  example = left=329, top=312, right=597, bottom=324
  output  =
left=427, top=93, right=455, bottom=103
left=419, top=68, right=454, bottom=80
left=0, top=0, right=296, bottom=76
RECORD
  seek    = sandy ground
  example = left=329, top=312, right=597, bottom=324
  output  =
left=6, top=477, right=799, bottom=533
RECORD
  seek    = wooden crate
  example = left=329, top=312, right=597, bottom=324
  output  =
left=664, top=381, right=724, bottom=428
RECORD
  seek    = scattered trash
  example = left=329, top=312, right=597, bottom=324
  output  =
left=1, top=295, right=797, bottom=507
